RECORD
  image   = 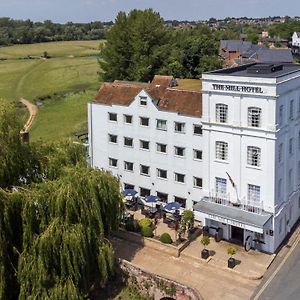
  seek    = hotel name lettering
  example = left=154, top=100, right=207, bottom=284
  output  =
left=208, top=214, right=246, bottom=229
left=212, top=84, right=263, bottom=94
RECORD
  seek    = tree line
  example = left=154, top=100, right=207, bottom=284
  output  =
left=99, top=9, right=223, bottom=82
left=0, top=102, right=123, bottom=299
left=0, top=17, right=110, bottom=45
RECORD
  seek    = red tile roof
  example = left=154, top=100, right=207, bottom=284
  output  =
left=93, top=76, right=202, bottom=117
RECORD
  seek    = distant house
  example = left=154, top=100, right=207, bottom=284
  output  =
left=292, top=32, right=300, bottom=47
left=220, top=40, right=293, bottom=67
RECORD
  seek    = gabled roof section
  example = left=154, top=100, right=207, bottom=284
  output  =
left=295, top=32, right=300, bottom=38
left=93, top=76, right=201, bottom=117
left=158, top=89, right=202, bottom=117
left=94, top=81, right=148, bottom=106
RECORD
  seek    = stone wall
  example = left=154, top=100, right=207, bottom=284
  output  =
left=119, top=259, right=202, bottom=300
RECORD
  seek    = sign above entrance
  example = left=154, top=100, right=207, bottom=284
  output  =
left=212, top=84, right=263, bottom=94
left=207, top=213, right=263, bottom=233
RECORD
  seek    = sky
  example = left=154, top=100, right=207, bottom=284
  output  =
left=0, top=0, right=300, bottom=23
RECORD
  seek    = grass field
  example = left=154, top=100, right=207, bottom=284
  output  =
left=0, top=40, right=102, bottom=59
left=0, top=40, right=102, bottom=141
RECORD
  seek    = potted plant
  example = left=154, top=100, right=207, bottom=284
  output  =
left=227, top=246, right=237, bottom=268
left=201, top=236, right=210, bottom=259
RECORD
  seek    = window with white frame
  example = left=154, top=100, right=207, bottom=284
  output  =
left=140, top=164, right=150, bottom=176
left=288, top=169, right=293, bottom=188
left=108, top=157, right=118, bottom=168
left=174, top=122, right=185, bottom=133
left=124, top=161, right=134, bottom=171
left=156, top=119, right=167, bottom=131
left=156, top=143, right=167, bottom=153
left=279, top=218, right=282, bottom=233
left=140, top=187, right=150, bottom=197
left=289, top=138, right=294, bottom=155
left=108, top=134, right=117, bottom=144
left=140, top=96, right=147, bottom=106
left=124, top=137, right=133, bottom=147
left=193, top=177, right=203, bottom=188
left=174, top=146, right=185, bottom=157
left=157, top=192, right=168, bottom=202
left=278, top=179, right=282, bottom=198
left=193, top=124, right=202, bottom=135
left=174, top=172, right=185, bottom=183
left=279, top=105, right=284, bottom=124
left=279, top=143, right=283, bottom=163
left=247, top=184, right=261, bottom=204
left=248, top=107, right=261, bottom=127
left=124, top=114, right=133, bottom=124
left=140, top=140, right=150, bottom=150
left=289, top=99, right=294, bottom=120
left=108, top=112, right=117, bottom=122
left=193, top=149, right=202, bottom=160
left=215, top=141, right=228, bottom=160
left=216, top=103, right=228, bottom=123
left=247, top=146, right=261, bottom=167
left=157, top=168, right=167, bottom=179
left=140, top=117, right=149, bottom=126
left=174, top=196, right=186, bottom=208
left=215, top=177, right=227, bottom=195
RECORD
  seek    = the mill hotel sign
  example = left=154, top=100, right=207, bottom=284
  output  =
left=212, top=84, right=264, bottom=94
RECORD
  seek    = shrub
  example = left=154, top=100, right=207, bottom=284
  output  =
left=138, top=218, right=152, bottom=229
left=160, top=233, right=173, bottom=244
left=201, top=236, right=210, bottom=249
left=140, top=226, right=154, bottom=237
left=125, top=220, right=140, bottom=232
left=227, top=246, right=237, bottom=257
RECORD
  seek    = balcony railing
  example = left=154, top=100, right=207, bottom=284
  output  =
left=205, top=190, right=263, bottom=214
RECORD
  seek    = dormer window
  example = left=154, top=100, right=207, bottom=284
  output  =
left=140, top=96, right=147, bottom=106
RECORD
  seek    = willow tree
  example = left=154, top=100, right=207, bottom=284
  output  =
left=0, top=189, right=23, bottom=300
left=18, top=167, right=123, bottom=299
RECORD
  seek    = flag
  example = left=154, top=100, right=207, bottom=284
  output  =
left=226, top=172, right=236, bottom=188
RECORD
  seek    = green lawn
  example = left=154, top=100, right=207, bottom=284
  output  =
left=0, top=40, right=102, bottom=141
left=0, top=40, right=102, bottom=59
left=30, top=90, right=95, bottom=142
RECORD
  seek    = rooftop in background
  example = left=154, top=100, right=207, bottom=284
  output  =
left=205, top=63, right=300, bottom=78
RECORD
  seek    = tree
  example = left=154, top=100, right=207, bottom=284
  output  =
left=99, top=9, right=169, bottom=82
left=18, top=167, right=123, bottom=299
left=0, top=104, right=123, bottom=299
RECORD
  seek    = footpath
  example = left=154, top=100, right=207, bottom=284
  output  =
left=20, top=98, right=38, bottom=132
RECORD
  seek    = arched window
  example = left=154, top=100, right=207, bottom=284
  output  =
left=248, top=107, right=261, bottom=127
left=247, top=146, right=261, bottom=167
left=216, top=103, right=228, bottom=123
left=215, top=141, right=228, bottom=160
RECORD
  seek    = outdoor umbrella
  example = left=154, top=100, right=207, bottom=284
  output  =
left=145, top=195, right=159, bottom=210
left=163, top=201, right=181, bottom=212
left=122, top=189, right=138, bottom=197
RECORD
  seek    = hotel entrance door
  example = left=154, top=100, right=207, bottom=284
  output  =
left=231, top=226, right=244, bottom=244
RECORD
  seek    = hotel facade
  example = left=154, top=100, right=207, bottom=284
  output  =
left=88, top=64, right=300, bottom=253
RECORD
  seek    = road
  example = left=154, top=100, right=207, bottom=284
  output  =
left=253, top=231, right=300, bottom=300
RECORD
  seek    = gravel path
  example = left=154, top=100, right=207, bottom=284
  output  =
left=20, top=98, right=38, bottom=132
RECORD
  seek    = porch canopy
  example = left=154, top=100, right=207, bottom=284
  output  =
left=193, top=198, right=272, bottom=234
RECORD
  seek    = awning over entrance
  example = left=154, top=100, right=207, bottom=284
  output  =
left=193, top=198, right=272, bottom=233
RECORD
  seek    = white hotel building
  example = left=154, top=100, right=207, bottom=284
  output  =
left=88, top=63, right=300, bottom=253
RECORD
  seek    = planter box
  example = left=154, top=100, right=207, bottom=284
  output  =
left=228, top=257, right=236, bottom=269
left=201, top=249, right=209, bottom=259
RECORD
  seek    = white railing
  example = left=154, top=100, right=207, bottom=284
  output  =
left=204, top=191, right=263, bottom=215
